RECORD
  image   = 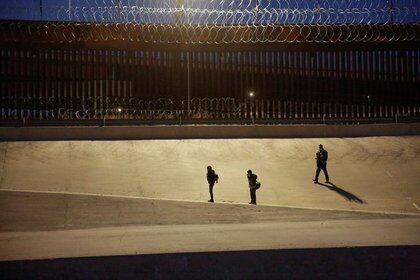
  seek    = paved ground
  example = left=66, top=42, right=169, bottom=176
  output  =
left=0, top=136, right=419, bottom=262
left=0, top=190, right=419, bottom=261
left=2, top=190, right=412, bottom=233
left=1, top=136, right=419, bottom=213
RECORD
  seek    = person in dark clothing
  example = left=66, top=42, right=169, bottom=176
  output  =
left=247, top=170, right=258, bottom=204
left=313, top=144, right=330, bottom=183
left=207, top=166, right=218, bottom=202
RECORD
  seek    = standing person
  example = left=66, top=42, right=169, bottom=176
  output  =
left=313, top=144, right=330, bottom=184
left=207, top=166, right=218, bottom=202
left=247, top=170, right=259, bottom=205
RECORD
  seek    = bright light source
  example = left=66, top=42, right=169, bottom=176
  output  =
left=249, top=91, right=254, bottom=97
left=117, top=108, right=122, bottom=112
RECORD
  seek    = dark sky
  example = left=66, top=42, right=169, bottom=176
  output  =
left=0, top=0, right=418, bottom=23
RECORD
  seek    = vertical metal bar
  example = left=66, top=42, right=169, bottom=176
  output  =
left=69, top=0, right=72, bottom=21
left=10, top=49, right=16, bottom=98
left=187, top=51, right=190, bottom=112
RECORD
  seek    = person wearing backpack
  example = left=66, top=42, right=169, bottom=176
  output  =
left=313, top=144, right=330, bottom=184
left=247, top=170, right=260, bottom=205
left=207, top=166, right=219, bottom=202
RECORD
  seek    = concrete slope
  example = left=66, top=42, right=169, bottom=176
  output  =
left=0, top=190, right=419, bottom=261
left=1, top=190, right=414, bottom=232
left=0, top=136, right=419, bottom=214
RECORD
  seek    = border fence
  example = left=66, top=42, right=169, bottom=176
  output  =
left=1, top=46, right=419, bottom=104
left=1, top=2, right=419, bottom=126
left=1, top=97, right=419, bottom=126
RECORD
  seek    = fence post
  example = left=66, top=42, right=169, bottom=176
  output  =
left=300, top=102, right=303, bottom=119
left=316, top=102, right=320, bottom=118
left=225, top=100, right=229, bottom=119
left=306, top=102, right=309, bottom=119
left=231, top=99, right=235, bottom=119
left=282, top=101, right=285, bottom=118
left=313, top=103, right=316, bottom=118
left=265, top=100, right=269, bottom=119
left=256, top=99, right=260, bottom=119
left=237, top=100, right=240, bottom=119
left=261, top=100, right=265, bottom=119
left=271, top=100, right=275, bottom=119
left=289, top=101, right=293, bottom=118
left=281, top=101, right=284, bottom=118
left=220, top=99, right=224, bottom=119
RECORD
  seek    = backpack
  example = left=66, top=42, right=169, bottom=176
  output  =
left=214, top=173, right=219, bottom=182
left=255, top=182, right=261, bottom=189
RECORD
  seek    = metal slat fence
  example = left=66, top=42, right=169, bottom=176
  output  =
left=1, top=97, right=419, bottom=124
left=1, top=48, right=419, bottom=104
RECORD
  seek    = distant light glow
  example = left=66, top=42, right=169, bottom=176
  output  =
left=117, top=108, right=122, bottom=112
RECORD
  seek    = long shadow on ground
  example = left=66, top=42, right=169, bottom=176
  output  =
left=317, top=182, right=365, bottom=204
left=1, top=246, right=418, bottom=280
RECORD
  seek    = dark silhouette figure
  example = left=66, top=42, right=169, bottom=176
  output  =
left=313, top=144, right=330, bottom=184
left=247, top=170, right=258, bottom=205
left=207, top=166, right=219, bottom=202
left=318, top=182, right=364, bottom=204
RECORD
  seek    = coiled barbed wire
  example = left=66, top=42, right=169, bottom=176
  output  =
left=0, top=0, right=419, bottom=44
left=1, top=96, right=419, bottom=121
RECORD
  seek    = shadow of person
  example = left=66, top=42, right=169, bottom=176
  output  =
left=317, top=182, right=365, bottom=204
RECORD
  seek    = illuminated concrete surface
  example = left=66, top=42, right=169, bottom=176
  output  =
left=1, top=136, right=419, bottom=213
left=0, top=190, right=419, bottom=261
left=0, top=136, right=419, bottom=261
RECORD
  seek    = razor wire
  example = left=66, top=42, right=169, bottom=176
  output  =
left=1, top=96, right=419, bottom=121
left=0, top=96, right=239, bottom=119
left=0, top=0, right=419, bottom=43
